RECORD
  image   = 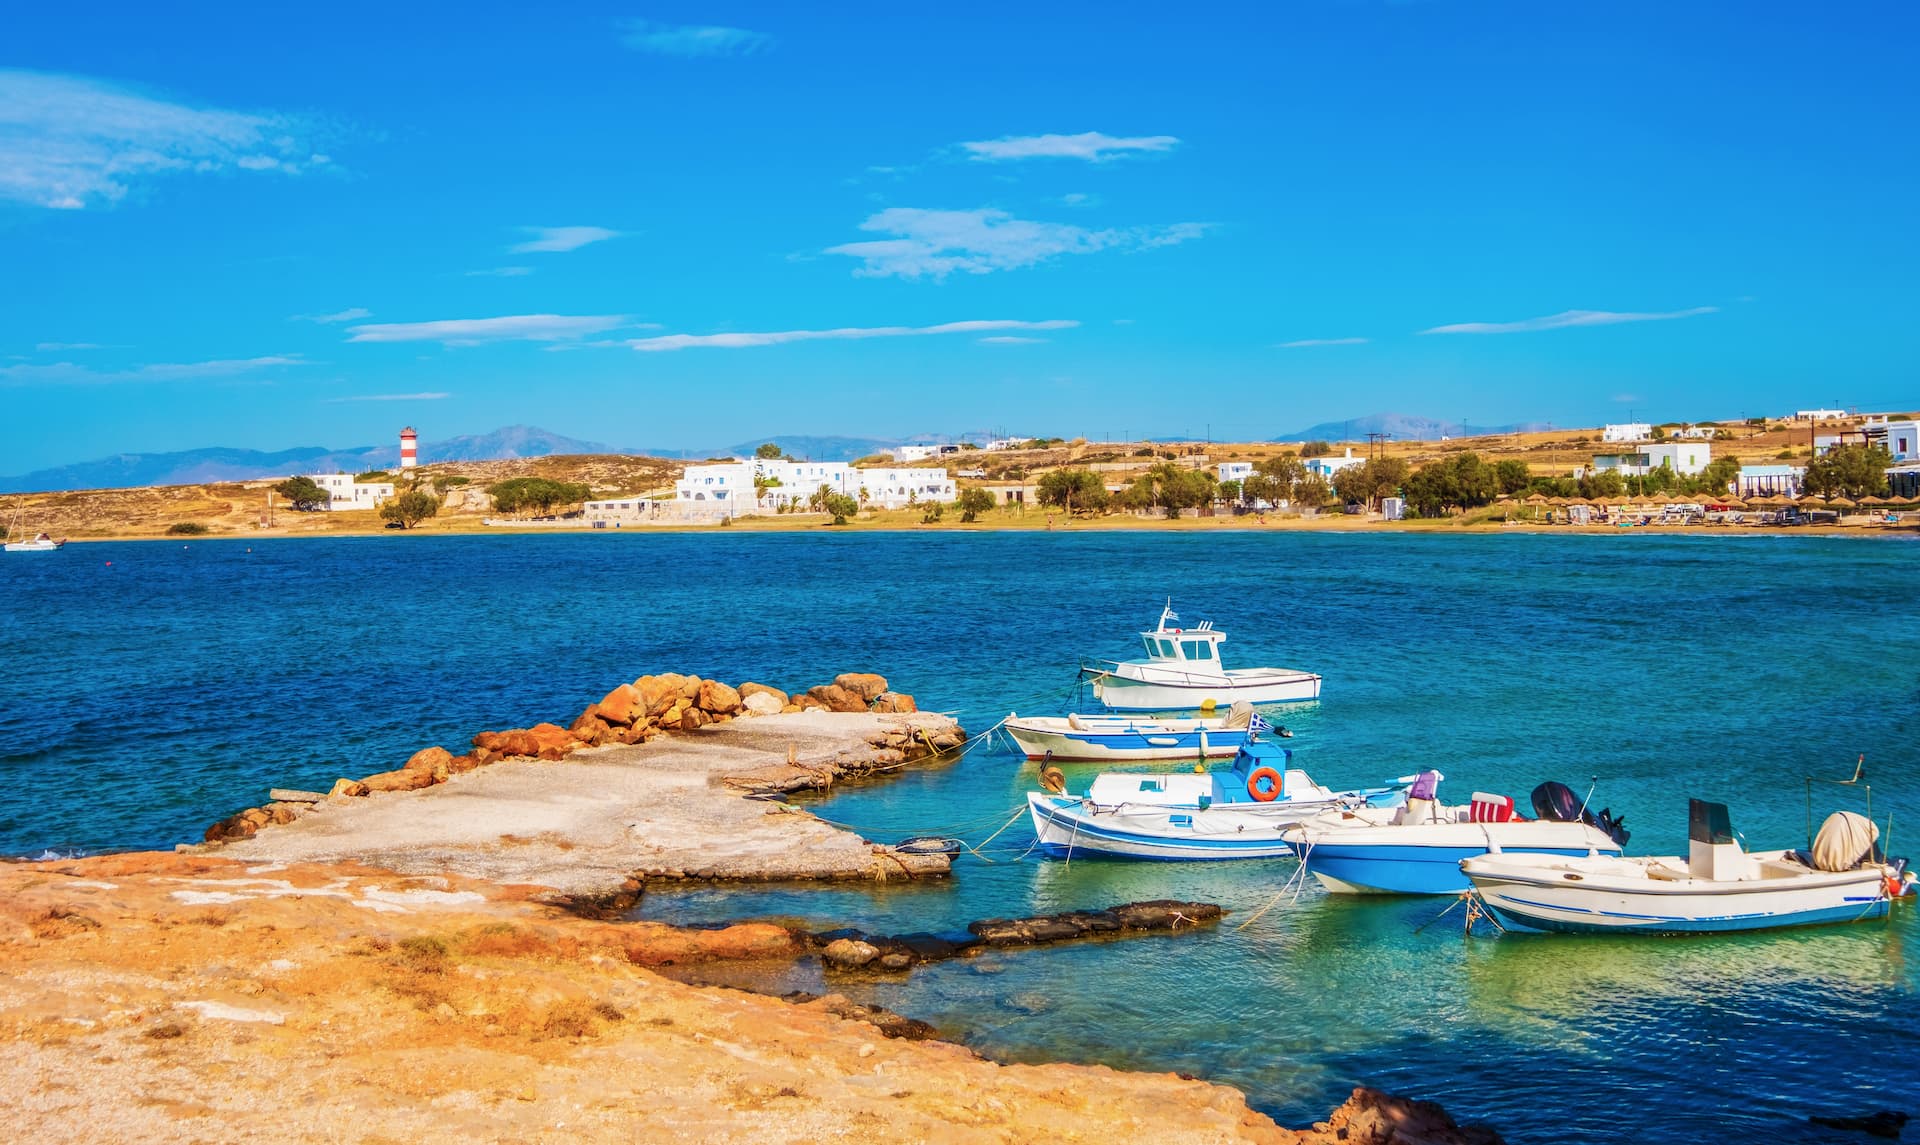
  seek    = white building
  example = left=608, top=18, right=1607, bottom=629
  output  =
left=1868, top=419, right=1920, bottom=462
left=891, top=445, right=941, bottom=462
left=1217, top=461, right=1254, bottom=483
left=308, top=473, right=394, bottom=511
left=1585, top=442, right=1712, bottom=478
left=1793, top=409, right=1848, bottom=421
left=1303, top=448, right=1366, bottom=479
left=1670, top=424, right=1718, bottom=439
left=1736, top=465, right=1803, bottom=497
left=674, top=458, right=954, bottom=514
left=1602, top=423, right=1653, bottom=443
left=983, top=438, right=1026, bottom=452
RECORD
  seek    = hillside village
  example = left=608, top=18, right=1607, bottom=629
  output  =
left=4, top=410, right=1919, bottom=540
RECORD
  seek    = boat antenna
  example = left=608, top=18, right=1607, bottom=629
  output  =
left=1805, top=754, right=1870, bottom=849
left=1576, top=775, right=1598, bottom=820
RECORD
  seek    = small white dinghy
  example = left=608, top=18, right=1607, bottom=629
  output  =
left=1080, top=602, right=1320, bottom=711
left=1463, top=798, right=1915, bottom=935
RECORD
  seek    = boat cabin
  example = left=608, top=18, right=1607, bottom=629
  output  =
left=1136, top=605, right=1230, bottom=667
left=1083, top=740, right=1302, bottom=808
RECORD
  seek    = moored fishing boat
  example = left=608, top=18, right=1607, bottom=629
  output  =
left=1463, top=798, right=1915, bottom=934
left=1080, top=602, right=1320, bottom=711
left=1025, top=738, right=1405, bottom=861
left=1004, top=701, right=1285, bottom=762
left=1284, top=776, right=1629, bottom=894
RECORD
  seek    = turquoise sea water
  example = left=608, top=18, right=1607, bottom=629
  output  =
left=3, top=531, right=1915, bottom=1142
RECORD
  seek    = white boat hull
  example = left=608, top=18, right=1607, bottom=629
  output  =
left=1004, top=715, right=1246, bottom=762
left=1028, top=792, right=1338, bottom=860
left=4, top=540, right=64, bottom=552
left=1286, top=819, right=1622, bottom=895
left=1463, top=851, right=1898, bottom=934
left=1089, top=668, right=1321, bottom=711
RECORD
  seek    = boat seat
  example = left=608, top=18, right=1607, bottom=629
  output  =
left=1468, top=792, right=1514, bottom=823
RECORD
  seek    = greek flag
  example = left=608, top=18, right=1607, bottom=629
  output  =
left=1249, top=713, right=1276, bottom=736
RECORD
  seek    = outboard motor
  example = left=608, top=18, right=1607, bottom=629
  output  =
left=1531, top=781, right=1630, bottom=848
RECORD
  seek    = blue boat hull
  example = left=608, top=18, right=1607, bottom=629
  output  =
left=1301, top=843, right=1609, bottom=895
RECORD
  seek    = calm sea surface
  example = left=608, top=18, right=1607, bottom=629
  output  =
left=3, top=530, right=1915, bottom=1142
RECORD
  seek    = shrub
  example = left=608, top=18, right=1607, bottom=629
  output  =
left=1300, top=440, right=1333, bottom=458
left=378, top=488, right=440, bottom=529
left=920, top=502, right=944, bottom=523
left=165, top=522, right=209, bottom=536
left=355, top=470, right=394, bottom=483
left=272, top=476, right=331, bottom=511
left=956, top=488, right=997, bottom=522
left=432, top=475, right=471, bottom=492
left=396, top=935, right=450, bottom=974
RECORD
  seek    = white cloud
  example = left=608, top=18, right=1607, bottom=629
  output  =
left=629, top=319, right=1077, bottom=352
left=325, top=392, right=452, bottom=403
left=35, top=341, right=101, bottom=351
left=509, top=226, right=621, bottom=253
left=1280, top=337, right=1368, bottom=348
left=294, top=307, right=371, bottom=323
left=979, top=335, right=1045, bottom=344
left=960, top=132, right=1180, bottom=162
left=827, top=207, right=1207, bottom=279
left=345, top=314, right=631, bottom=345
left=466, top=266, right=533, bottom=277
left=0, top=69, right=332, bottom=209
left=0, top=355, right=305, bottom=385
left=1420, top=307, right=1719, bottom=336
left=618, top=19, right=772, bottom=57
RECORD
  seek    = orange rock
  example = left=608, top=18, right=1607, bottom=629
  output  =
left=328, top=779, right=369, bottom=798
left=446, top=753, right=482, bottom=773
left=807, top=684, right=869, bottom=713
left=597, top=684, right=641, bottom=725
left=635, top=674, right=681, bottom=717
left=738, top=682, right=789, bottom=707
left=697, top=679, right=742, bottom=714
left=678, top=676, right=703, bottom=701
left=661, top=700, right=688, bottom=727
left=871, top=692, right=918, bottom=714
left=679, top=707, right=710, bottom=732
left=361, top=769, right=434, bottom=793
left=527, top=722, right=580, bottom=761
left=403, top=746, right=454, bottom=775
left=833, top=672, right=890, bottom=701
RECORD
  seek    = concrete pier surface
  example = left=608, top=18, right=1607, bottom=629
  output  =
left=219, top=710, right=966, bottom=897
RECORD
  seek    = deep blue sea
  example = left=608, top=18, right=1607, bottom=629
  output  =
left=3, top=530, right=1915, bottom=1143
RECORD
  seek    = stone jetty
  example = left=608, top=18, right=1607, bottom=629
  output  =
left=201, top=671, right=969, bottom=897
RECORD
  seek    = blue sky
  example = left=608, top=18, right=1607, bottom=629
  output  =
left=3, top=2, right=1916, bottom=471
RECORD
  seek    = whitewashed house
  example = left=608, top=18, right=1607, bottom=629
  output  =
left=890, top=445, right=941, bottom=462
left=1868, top=419, right=1920, bottom=461
left=1217, top=461, right=1254, bottom=483
left=1583, top=442, right=1711, bottom=478
left=309, top=473, right=394, bottom=511
left=675, top=458, right=955, bottom=514
left=1602, top=423, right=1653, bottom=443
left=1303, top=449, right=1365, bottom=479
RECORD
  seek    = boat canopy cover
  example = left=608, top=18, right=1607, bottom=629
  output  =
left=1811, top=811, right=1879, bottom=872
left=1688, top=798, right=1734, bottom=846
left=1222, top=701, right=1253, bottom=730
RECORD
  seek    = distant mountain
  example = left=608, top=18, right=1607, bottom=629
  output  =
left=0, top=425, right=641, bottom=494
left=723, top=435, right=901, bottom=463
left=1273, top=412, right=1553, bottom=443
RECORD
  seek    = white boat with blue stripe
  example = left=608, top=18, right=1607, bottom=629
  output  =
left=1004, top=701, right=1279, bottom=763
left=1026, top=738, right=1405, bottom=861
left=1283, top=775, right=1628, bottom=895
left=1463, top=798, right=1915, bottom=935
left=1081, top=602, right=1321, bottom=712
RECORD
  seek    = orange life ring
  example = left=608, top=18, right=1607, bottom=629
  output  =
left=1246, top=766, right=1283, bottom=802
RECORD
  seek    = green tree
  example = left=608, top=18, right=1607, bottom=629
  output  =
left=754, top=442, right=783, bottom=459
left=1494, top=459, right=1532, bottom=495
left=273, top=476, right=332, bottom=511
left=1331, top=457, right=1409, bottom=507
left=823, top=492, right=859, bottom=524
left=1402, top=452, right=1501, bottom=516
left=1294, top=473, right=1331, bottom=507
left=1694, top=455, right=1740, bottom=495
left=378, top=489, right=440, bottom=529
left=1299, top=440, right=1333, bottom=458
left=1036, top=468, right=1109, bottom=514
left=955, top=487, right=996, bottom=522
left=1217, top=479, right=1243, bottom=504
left=1142, top=462, right=1215, bottom=517
left=920, top=502, right=944, bottom=523
left=487, top=477, right=592, bottom=516
left=1803, top=444, right=1892, bottom=500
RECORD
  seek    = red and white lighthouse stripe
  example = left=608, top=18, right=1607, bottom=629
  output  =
left=400, top=426, right=418, bottom=469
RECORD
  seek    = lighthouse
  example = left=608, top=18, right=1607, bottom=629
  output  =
left=399, top=426, right=419, bottom=470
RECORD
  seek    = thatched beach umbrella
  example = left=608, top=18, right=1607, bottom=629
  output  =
left=1524, top=492, right=1548, bottom=505
left=1717, top=494, right=1746, bottom=508
left=1829, top=495, right=1857, bottom=509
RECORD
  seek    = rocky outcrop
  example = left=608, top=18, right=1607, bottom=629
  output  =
left=811, top=900, right=1225, bottom=973
left=1296, top=1088, right=1506, bottom=1145
left=201, top=669, right=934, bottom=847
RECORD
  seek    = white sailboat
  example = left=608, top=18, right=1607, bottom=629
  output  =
left=4, top=513, right=66, bottom=552
left=1080, top=602, right=1321, bottom=711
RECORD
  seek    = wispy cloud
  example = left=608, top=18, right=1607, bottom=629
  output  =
left=1420, top=307, right=1719, bottom=336
left=35, top=341, right=101, bottom=351
left=827, top=207, right=1207, bottom=279
left=618, top=19, right=772, bottom=57
left=345, top=314, right=631, bottom=345
left=629, top=319, right=1077, bottom=353
left=509, top=226, right=621, bottom=253
left=466, top=266, right=533, bottom=277
left=325, top=391, right=452, bottom=403
left=0, top=69, right=333, bottom=209
left=979, top=335, right=1045, bottom=344
left=960, top=132, right=1180, bottom=162
left=293, top=307, right=371, bottom=323
left=1280, top=337, right=1368, bottom=348
left=0, top=355, right=306, bottom=385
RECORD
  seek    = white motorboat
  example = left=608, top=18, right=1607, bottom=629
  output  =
left=1284, top=776, right=1627, bottom=894
left=1463, top=799, right=1915, bottom=935
left=1005, top=701, right=1282, bottom=763
left=1081, top=602, right=1321, bottom=711
left=1026, top=738, right=1404, bottom=861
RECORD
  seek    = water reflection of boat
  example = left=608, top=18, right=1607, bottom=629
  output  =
left=1283, top=776, right=1628, bottom=894
left=1465, top=799, right=1914, bottom=935
left=1026, top=739, right=1404, bottom=861
left=1080, top=602, right=1320, bottom=711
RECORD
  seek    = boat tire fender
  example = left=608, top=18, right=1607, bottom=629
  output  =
left=1247, top=767, right=1283, bottom=802
left=1040, top=765, right=1067, bottom=794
